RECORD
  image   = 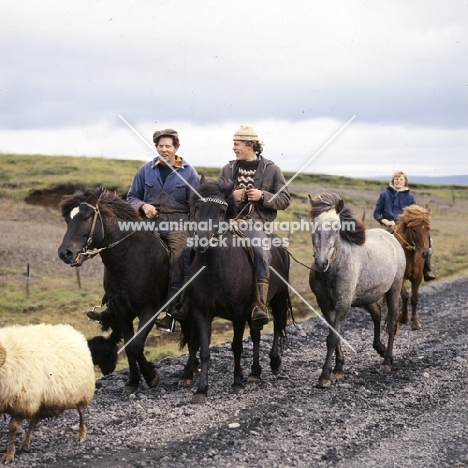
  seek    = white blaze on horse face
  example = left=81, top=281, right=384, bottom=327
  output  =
left=313, top=209, right=340, bottom=270
left=70, top=206, right=80, bottom=219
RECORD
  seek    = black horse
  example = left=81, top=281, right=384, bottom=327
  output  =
left=179, top=178, right=293, bottom=404
left=58, top=187, right=170, bottom=394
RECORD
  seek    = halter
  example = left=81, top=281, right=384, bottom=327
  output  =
left=311, top=245, right=337, bottom=271
left=77, top=200, right=135, bottom=259
left=394, top=230, right=417, bottom=252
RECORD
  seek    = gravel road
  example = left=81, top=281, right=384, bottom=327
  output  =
left=2, top=276, right=467, bottom=468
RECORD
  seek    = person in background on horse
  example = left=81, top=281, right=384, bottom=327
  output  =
left=373, top=169, right=436, bottom=282
left=87, top=128, right=199, bottom=331
left=219, top=124, right=291, bottom=329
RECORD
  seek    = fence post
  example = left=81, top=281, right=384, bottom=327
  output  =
left=26, top=263, right=30, bottom=298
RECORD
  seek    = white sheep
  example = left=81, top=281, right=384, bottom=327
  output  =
left=0, top=323, right=95, bottom=464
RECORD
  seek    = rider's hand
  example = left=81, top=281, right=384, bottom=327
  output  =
left=233, top=189, right=246, bottom=203
left=381, top=219, right=395, bottom=227
left=245, top=188, right=263, bottom=202
left=142, top=204, right=158, bottom=218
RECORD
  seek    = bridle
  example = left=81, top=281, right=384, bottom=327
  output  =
left=394, top=223, right=428, bottom=254
left=194, top=197, right=229, bottom=238
left=75, top=200, right=135, bottom=259
left=311, top=243, right=337, bottom=271
left=191, top=196, right=235, bottom=254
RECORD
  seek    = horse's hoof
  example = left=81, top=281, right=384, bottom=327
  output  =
left=399, top=315, right=408, bottom=325
left=271, top=363, right=283, bottom=375
left=380, top=364, right=392, bottom=373
left=331, top=371, right=344, bottom=380
left=411, top=321, right=421, bottom=330
left=247, top=373, right=261, bottom=383
left=230, top=385, right=245, bottom=395
left=178, top=378, right=193, bottom=387
left=191, top=393, right=207, bottom=404
left=270, top=358, right=282, bottom=375
left=146, top=374, right=160, bottom=388
left=316, top=378, right=331, bottom=388
left=375, top=345, right=386, bottom=357
left=123, top=385, right=138, bottom=395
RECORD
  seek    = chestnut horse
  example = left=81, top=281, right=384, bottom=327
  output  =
left=393, top=205, right=432, bottom=330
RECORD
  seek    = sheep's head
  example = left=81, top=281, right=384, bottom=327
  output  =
left=0, top=345, right=6, bottom=368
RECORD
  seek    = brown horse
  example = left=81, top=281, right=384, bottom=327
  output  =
left=393, top=205, right=432, bottom=330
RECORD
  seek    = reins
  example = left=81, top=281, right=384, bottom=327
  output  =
left=286, top=249, right=313, bottom=270
left=198, top=196, right=316, bottom=270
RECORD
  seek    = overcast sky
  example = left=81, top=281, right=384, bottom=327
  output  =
left=1, top=1, right=467, bottom=178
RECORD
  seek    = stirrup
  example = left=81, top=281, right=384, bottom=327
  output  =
left=86, top=305, right=105, bottom=323
left=155, top=314, right=175, bottom=333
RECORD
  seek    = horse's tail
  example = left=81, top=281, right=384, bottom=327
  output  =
left=178, top=319, right=193, bottom=351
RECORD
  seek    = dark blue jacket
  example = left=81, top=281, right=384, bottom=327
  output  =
left=127, top=156, right=199, bottom=221
left=373, top=186, right=417, bottom=223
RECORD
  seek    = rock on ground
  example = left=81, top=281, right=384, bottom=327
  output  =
left=1, top=277, right=467, bottom=468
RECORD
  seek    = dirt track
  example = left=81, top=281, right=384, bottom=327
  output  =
left=1, top=276, right=467, bottom=468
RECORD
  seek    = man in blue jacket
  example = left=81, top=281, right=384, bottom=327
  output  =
left=373, top=170, right=435, bottom=281
left=88, top=128, right=199, bottom=331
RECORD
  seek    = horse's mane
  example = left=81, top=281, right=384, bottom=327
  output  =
left=397, top=204, right=431, bottom=228
left=59, top=187, right=141, bottom=221
left=190, top=178, right=238, bottom=219
left=308, top=192, right=366, bottom=246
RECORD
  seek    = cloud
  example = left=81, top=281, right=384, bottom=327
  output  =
left=0, top=1, right=467, bottom=176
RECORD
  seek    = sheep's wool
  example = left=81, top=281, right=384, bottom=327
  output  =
left=0, top=323, right=95, bottom=417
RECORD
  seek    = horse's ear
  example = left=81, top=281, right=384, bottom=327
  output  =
left=335, top=198, right=344, bottom=214
left=199, top=174, right=206, bottom=185
left=219, top=177, right=234, bottom=198
left=308, top=194, right=313, bottom=204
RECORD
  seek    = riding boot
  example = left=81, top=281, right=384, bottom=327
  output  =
left=251, top=282, right=269, bottom=331
left=423, top=257, right=436, bottom=282
left=87, top=307, right=113, bottom=323
left=86, top=293, right=110, bottom=322
left=166, top=276, right=190, bottom=321
left=155, top=287, right=179, bottom=332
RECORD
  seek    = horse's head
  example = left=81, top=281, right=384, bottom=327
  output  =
left=58, top=187, right=139, bottom=266
left=189, top=177, right=236, bottom=253
left=58, top=187, right=106, bottom=266
left=308, top=192, right=366, bottom=272
left=396, top=205, right=432, bottom=259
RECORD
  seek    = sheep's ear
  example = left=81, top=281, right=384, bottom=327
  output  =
left=0, top=346, right=6, bottom=368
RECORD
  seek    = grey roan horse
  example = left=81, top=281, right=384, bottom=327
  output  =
left=308, top=193, right=406, bottom=388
